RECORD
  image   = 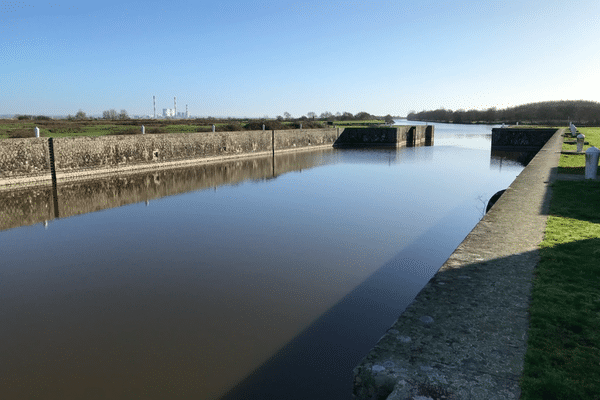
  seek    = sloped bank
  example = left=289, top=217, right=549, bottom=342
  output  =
left=353, top=129, right=564, bottom=400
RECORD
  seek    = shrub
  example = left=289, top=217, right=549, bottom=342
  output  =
left=9, top=129, right=36, bottom=138
left=219, top=123, right=244, bottom=131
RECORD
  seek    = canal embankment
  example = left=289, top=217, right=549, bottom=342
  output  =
left=0, top=128, right=339, bottom=190
left=0, top=126, right=434, bottom=191
left=353, top=128, right=565, bottom=399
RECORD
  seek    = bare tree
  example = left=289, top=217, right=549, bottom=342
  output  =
left=103, top=109, right=118, bottom=119
left=307, top=112, right=316, bottom=120
left=119, top=109, right=129, bottom=120
left=284, top=112, right=291, bottom=120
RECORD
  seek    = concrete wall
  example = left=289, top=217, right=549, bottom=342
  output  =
left=352, top=129, right=564, bottom=400
left=334, top=126, right=433, bottom=147
left=491, top=128, right=556, bottom=151
left=0, top=128, right=338, bottom=189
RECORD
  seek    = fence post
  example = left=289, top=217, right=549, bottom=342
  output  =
left=142, top=125, right=145, bottom=134
left=47, top=138, right=60, bottom=218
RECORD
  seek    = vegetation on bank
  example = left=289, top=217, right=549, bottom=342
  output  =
left=0, top=118, right=326, bottom=139
left=559, top=127, right=600, bottom=174
left=519, top=127, right=600, bottom=399
left=520, top=178, right=600, bottom=399
left=0, top=113, right=398, bottom=139
left=408, top=100, right=600, bottom=125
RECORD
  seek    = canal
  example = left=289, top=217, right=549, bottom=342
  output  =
left=0, top=122, right=531, bottom=399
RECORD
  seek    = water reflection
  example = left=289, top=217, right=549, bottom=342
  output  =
left=0, top=149, right=337, bottom=232
left=1, top=127, right=529, bottom=400
left=490, top=150, right=537, bottom=170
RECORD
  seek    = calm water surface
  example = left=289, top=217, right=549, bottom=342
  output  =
left=1, top=123, right=529, bottom=399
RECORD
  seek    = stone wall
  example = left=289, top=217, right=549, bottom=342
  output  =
left=0, top=138, right=51, bottom=179
left=0, top=128, right=338, bottom=189
left=274, top=129, right=340, bottom=150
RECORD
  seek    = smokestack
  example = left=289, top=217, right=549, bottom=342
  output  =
left=174, top=97, right=177, bottom=119
left=153, top=96, right=156, bottom=119
left=186, top=104, right=188, bottom=118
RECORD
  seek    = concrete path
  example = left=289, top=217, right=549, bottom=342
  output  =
left=353, top=129, right=565, bottom=400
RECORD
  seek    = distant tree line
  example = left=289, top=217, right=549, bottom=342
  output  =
left=407, top=100, right=600, bottom=125
left=278, top=111, right=397, bottom=123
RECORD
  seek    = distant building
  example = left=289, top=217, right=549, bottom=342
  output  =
left=163, top=108, right=175, bottom=118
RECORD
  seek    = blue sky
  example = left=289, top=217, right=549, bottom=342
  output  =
left=1, top=0, right=599, bottom=117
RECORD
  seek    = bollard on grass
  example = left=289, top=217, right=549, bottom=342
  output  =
left=570, top=123, right=577, bottom=137
left=142, top=125, right=145, bottom=135
left=584, top=146, right=600, bottom=179
left=577, top=133, right=585, bottom=152
left=35, top=127, right=40, bottom=138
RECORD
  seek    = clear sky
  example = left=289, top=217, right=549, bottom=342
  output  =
left=1, top=0, right=599, bottom=118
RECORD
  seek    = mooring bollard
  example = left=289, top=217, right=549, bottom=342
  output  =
left=300, top=124, right=302, bottom=130
left=577, top=133, right=585, bottom=152
left=35, top=127, right=40, bottom=138
left=212, top=125, right=215, bottom=132
left=262, top=124, right=265, bottom=130
left=142, top=125, right=145, bottom=135
left=584, top=146, right=600, bottom=179
left=570, top=123, right=577, bottom=137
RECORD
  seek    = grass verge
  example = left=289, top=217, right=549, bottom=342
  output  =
left=520, top=180, right=600, bottom=400
left=559, top=127, right=600, bottom=175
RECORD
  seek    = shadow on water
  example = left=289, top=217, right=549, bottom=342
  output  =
left=220, top=201, right=478, bottom=400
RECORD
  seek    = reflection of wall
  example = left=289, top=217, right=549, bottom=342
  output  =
left=0, top=148, right=337, bottom=232
left=0, top=129, right=340, bottom=189
left=490, top=150, right=537, bottom=168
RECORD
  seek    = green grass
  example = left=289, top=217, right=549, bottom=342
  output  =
left=520, top=180, right=600, bottom=400
left=335, top=119, right=385, bottom=125
left=559, top=127, right=600, bottom=175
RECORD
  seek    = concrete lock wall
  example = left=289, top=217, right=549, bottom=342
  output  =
left=0, top=128, right=339, bottom=189
left=491, top=128, right=556, bottom=151
left=334, top=126, right=432, bottom=147
left=0, top=127, right=431, bottom=190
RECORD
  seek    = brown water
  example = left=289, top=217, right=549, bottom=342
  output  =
left=0, top=123, right=532, bottom=399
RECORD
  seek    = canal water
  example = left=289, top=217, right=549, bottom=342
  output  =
left=0, top=123, right=531, bottom=399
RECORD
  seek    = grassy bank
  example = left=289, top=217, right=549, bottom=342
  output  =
left=0, top=119, right=325, bottom=139
left=559, top=127, right=600, bottom=174
left=520, top=132, right=600, bottom=399
left=334, top=119, right=385, bottom=128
